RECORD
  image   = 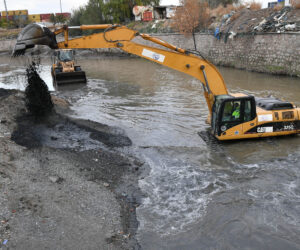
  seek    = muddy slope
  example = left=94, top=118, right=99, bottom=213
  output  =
left=0, top=89, right=144, bottom=249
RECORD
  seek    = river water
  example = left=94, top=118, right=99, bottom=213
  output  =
left=1, top=56, right=300, bottom=249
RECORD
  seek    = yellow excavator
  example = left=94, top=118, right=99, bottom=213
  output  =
left=51, top=49, right=86, bottom=85
left=12, top=24, right=300, bottom=140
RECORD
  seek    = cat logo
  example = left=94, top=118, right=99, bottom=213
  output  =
left=257, top=127, right=273, bottom=133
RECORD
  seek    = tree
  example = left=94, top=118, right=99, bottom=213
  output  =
left=68, top=0, right=105, bottom=35
left=69, top=0, right=160, bottom=26
left=172, top=0, right=209, bottom=51
left=56, top=14, right=67, bottom=24
left=68, top=6, right=85, bottom=35
left=50, top=14, right=57, bottom=25
left=103, top=0, right=159, bottom=23
left=81, top=0, right=104, bottom=25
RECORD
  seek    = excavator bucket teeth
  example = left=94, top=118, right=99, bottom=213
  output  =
left=54, top=71, right=87, bottom=85
left=12, top=24, right=58, bottom=57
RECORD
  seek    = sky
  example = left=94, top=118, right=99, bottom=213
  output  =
left=1, top=0, right=180, bottom=14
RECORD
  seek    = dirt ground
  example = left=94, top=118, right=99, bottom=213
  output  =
left=0, top=89, right=144, bottom=249
left=0, top=28, right=21, bottom=40
left=218, top=7, right=300, bottom=34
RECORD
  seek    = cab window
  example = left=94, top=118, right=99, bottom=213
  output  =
left=244, top=100, right=252, bottom=122
left=58, top=50, right=74, bottom=62
left=222, top=100, right=241, bottom=122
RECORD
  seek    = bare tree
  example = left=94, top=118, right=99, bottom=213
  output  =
left=172, top=0, right=209, bottom=51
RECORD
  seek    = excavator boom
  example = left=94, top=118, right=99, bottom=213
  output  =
left=12, top=24, right=228, bottom=114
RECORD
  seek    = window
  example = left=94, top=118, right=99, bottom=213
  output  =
left=282, top=111, right=294, bottom=119
left=222, top=100, right=241, bottom=122
left=58, top=50, right=74, bottom=62
left=244, top=100, right=252, bottom=121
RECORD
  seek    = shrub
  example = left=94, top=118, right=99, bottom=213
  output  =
left=230, top=11, right=241, bottom=21
left=210, top=3, right=245, bottom=21
left=248, top=1, right=262, bottom=10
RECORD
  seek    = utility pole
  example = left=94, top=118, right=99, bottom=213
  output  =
left=59, top=0, right=62, bottom=13
left=3, top=0, right=8, bottom=21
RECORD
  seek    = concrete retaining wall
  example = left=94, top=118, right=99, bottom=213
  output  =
left=0, top=39, right=16, bottom=53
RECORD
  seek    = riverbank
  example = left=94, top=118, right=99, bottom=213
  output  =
left=0, top=88, right=143, bottom=249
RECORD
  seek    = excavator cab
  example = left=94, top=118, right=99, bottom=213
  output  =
left=212, top=95, right=256, bottom=137
left=51, top=49, right=87, bottom=85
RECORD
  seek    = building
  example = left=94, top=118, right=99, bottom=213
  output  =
left=133, top=5, right=179, bottom=21
left=55, top=12, right=71, bottom=19
left=153, top=6, right=178, bottom=19
left=133, top=6, right=153, bottom=21
left=28, top=14, right=41, bottom=23
left=0, top=9, right=71, bottom=24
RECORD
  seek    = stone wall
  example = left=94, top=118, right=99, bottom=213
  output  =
left=0, top=39, right=16, bottom=53
left=135, top=32, right=300, bottom=77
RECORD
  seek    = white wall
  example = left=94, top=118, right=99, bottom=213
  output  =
left=160, top=0, right=180, bottom=6
left=241, top=0, right=270, bottom=8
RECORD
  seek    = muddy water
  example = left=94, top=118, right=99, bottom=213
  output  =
left=1, top=56, right=300, bottom=249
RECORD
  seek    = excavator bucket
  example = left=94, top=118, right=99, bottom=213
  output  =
left=12, top=24, right=58, bottom=57
left=54, top=70, right=87, bottom=85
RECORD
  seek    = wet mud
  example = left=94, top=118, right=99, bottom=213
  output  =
left=0, top=89, right=143, bottom=249
left=11, top=113, right=132, bottom=149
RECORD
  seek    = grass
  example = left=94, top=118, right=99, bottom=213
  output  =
left=266, top=65, right=285, bottom=72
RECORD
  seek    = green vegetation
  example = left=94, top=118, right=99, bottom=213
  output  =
left=0, top=19, right=11, bottom=29
left=68, top=0, right=159, bottom=35
left=50, top=14, right=67, bottom=25
left=0, top=18, right=29, bottom=29
left=265, top=65, right=285, bottom=72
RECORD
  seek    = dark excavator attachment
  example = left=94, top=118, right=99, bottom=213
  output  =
left=54, top=71, right=87, bottom=85
left=12, top=24, right=58, bottom=57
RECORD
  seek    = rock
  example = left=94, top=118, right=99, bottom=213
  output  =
left=133, top=159, right=144, bottom=167
left=51, top=95, right=70, bottom=108
left=49, top=176, right=64, bottom=183
left=285, top=23, right=296, bottom=31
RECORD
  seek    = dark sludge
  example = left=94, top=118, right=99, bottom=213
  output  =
left=25, top=62, right=53, bottom=117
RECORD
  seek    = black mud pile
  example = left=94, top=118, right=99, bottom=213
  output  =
left=25, top=62, right=53, bottom=117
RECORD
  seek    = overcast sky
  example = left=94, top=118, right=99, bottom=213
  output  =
left=1, top=0, right=180, bottom=14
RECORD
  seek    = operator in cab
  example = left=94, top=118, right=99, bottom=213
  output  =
left=232, top=102, right=240, bottom=119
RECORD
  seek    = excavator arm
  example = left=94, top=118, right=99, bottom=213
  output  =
left=12, top=24, right=228, bottom=115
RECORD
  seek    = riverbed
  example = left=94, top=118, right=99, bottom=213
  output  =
left=1, top=55, right=300, bottom=249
